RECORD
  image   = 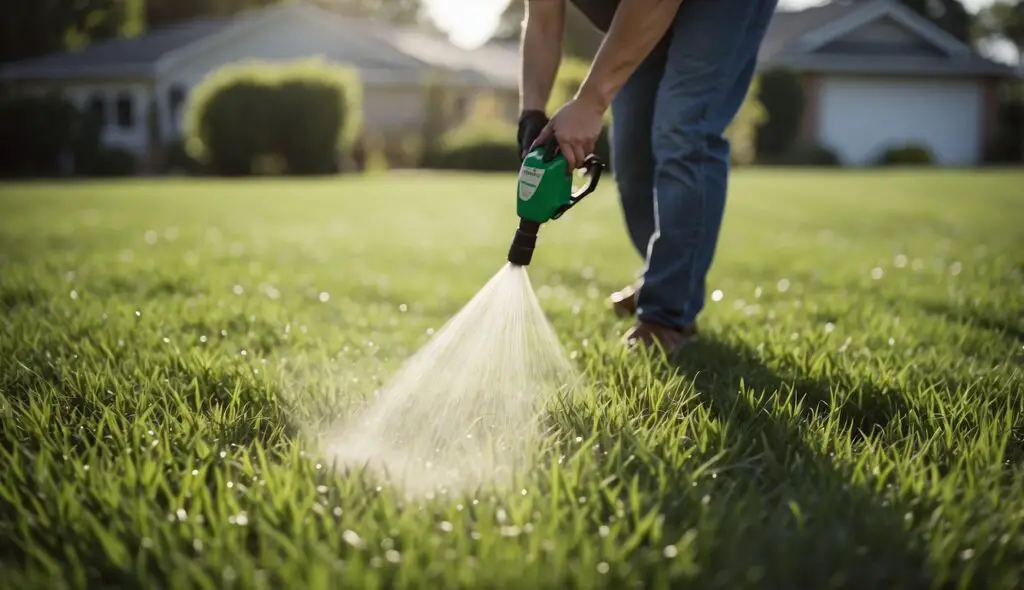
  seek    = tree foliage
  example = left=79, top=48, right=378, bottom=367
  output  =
left=897, top=0, right=973, bottom=44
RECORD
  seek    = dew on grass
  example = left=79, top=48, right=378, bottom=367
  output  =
left=319, top=292, right=330, bottom=302
left=599, top=525, right=610, bottom=537
left=950, top=261, right=962, bottom=275
left=597, top=562, right=610, bottom=574
left=824, top=323, right=835, bottom=333
left=233, top=285, right=244, bottom=295
left=711, top=289, right=724, bottom=302
left=145, top=230, right=158, bottom=245
left=871, top=267, right=884, bottom=280
left=135, top=310, right=142, bottom=317
left=912, top=258, right=925, bottom=271
left=70, top=290, right=78, bottom=300
left=777, top=279, right=790, bottom=292
left=664, top=545, right=679, bottom=558
left=895, top=254, right=908, bottom=267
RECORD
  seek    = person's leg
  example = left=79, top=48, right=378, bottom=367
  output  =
left=634, top=0, right=779, bottom=332
left=609, top=35, right=670, bottom=259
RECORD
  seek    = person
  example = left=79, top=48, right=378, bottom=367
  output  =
left=516, top=0, right=779, bottom=356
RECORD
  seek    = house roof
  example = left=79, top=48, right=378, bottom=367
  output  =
left=0, top=2, right=519, bottom=87
left=760, top=0, right=1017, bottom=77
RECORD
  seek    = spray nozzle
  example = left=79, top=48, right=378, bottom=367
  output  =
left=508, top=148, right=605, bottom=267
left=507, top=219, right=540, bottom=266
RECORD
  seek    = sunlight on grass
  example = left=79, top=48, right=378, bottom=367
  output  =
left=0, top=169, right=1022, bottom=588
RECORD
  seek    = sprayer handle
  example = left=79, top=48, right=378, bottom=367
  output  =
left=552, top=155, right=604, bottom=220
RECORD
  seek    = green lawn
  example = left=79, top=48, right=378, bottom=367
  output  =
left=1, top=169, right=1023, bottom=589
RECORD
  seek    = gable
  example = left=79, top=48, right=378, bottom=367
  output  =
left=813, top=16, right=947, bottom=57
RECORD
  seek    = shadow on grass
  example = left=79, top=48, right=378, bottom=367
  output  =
left=918, top=300, right=1024, bottom=344
left=657, top=337, right=954, bottom=589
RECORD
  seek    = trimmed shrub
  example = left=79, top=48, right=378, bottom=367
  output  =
left=184, top=58, right=363, bottom=176
left=876, top=143, right=935, bottom=166
left=89, top=147, right=138, bottom=177
left=163, top=139, right=204, bottom=175
left=427, top=120, right=520, bottom=172
left=982, top=98, right=1023, bottom=164
left=771, top=141, right=842, bottom=167
left=0, top=95, right=80, bottom=177
left=725, top=76, right=768, bottom=166
left=756, top=67, right=805, bottom=160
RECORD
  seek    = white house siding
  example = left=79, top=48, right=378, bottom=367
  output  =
left=817, top=75, right=984, bottom=166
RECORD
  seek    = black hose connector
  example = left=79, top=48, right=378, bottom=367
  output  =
left=507, top=219, right=540, bottom=266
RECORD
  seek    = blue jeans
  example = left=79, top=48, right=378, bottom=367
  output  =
left=610, top=0, right=778, bottom=329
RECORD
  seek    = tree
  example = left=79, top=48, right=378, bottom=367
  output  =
left=974, top=0, right=1023, bottom=62
left=897, top=0, right=974, bottom=44
left=0, top=0, right=136, bottom=63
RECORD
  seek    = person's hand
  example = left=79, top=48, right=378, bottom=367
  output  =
left=530, top=96, right=605, bottom=170
left=517, top=110, right=549, bottom=160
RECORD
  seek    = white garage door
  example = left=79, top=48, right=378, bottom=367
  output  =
left=818, top=76, right=983, bottom=166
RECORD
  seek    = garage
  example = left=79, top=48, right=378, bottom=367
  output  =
left=817, top=76, right=984, bottom=166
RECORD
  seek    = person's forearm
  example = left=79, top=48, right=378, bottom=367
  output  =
left=520, top=0, right=566, bottom=112
left=576, top=0, right=684, bottom=111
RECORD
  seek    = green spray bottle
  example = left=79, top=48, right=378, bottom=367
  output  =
left=507, top=143, right=604, bottom=266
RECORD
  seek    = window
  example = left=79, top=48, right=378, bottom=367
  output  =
left=116, top=93, right=134, bottom=128
left=87, top=94, right=106, bottom=126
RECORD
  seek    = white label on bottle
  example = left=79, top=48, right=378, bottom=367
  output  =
left=518, top=165, right=544, bottom=201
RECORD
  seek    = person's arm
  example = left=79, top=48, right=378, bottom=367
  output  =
left=519, top=0, right=566, bottom=113
left=575, top=0, right=684, bottom=111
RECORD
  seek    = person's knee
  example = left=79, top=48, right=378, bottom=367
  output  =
left=652, top=119, right=708, bottom=170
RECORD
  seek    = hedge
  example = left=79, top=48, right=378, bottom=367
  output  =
left=755, top=67, right=805, bottom=160
left=183, top=58, right=363, bottom=176
left=876, top=143, right=935, bottom=166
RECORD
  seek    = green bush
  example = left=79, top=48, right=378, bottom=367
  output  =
left=88, top=147, right=138, bottom=177
left=982, top=99, right=1023, bottom=164
left=184, top=58, right=363, bottom=176
left=725, top=76, right=768, bottom=166
left=0, top=95, right=80, bottom=177
left=770, top=141, right=842, bottom=166
left=163, top=139, right=204, bottom=175
left=876, top=143, right=935, bottom=166
left=756, top=67, right=805, bottom=160
left=426, top=120, right=520, bottom=172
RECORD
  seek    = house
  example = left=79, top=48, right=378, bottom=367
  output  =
left=759, top=0, right=1018, bottom=166
left=0, top=1, right=521, bottom=166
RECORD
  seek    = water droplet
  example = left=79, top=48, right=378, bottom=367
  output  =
left=145, top=230, right=158, bottom=245
left=599, top=525, right=610, bottom=537
left=399, top=303, right=408, bottom=312
left=777, top=279, right=790, bottom=292
left=711, top=289, right=723, bottom=302
left=888, top=338, right=895, bottom=346
left=754, top=286, right=762, bottom=298
left=233, top=285, right=244, bottom=295
left=240, top=349, right=247, bottom=356
left=894, top=254, right=907, bottom=267
left=200, top=335, right=208, bottom=343
left=342, top=530, right=362, bottom=547
left=319, top=292, right=330, bottom=302
left=134, top=310, right=142, bottom=317
left=871, top=267, right=884, bottom=280
left=597, top=562, right=609, bottom=574
left=664, top=545, right=679, bottom=558
left=960, top=548, right=975, bottom=560
left=950, top=261, right=962, bottom=275
left=70, top=290, right=78, bottom=300
left=824, top=323, right=835, bottom=333
left=439, top=521, right=454, bottom=532
left=163, top=337, right=170, bottom=344
left=191, top=469, right=199, bottom=476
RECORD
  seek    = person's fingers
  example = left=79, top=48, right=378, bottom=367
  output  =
left=559, top=139, right=577, bottom=170
left=572, top=144, right=587, bottom=171
left=530, top=122, right=553, bottom=151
